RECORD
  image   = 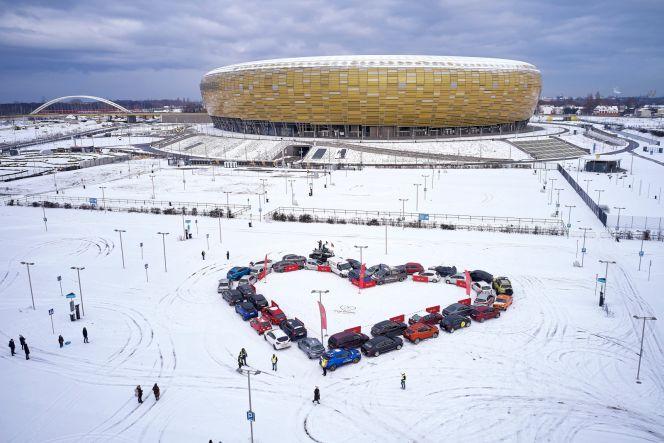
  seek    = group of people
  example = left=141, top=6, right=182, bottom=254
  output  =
left=8, top=335, right=29, bottom=360
left=57, top=327, right=89, bottom=348
left=135, top=383, right=160, bottom=404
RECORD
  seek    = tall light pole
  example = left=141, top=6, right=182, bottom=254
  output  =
left=595, top=189, right=605, bottom=206
left=413, top=184, right=421, bottom=211
left=613, top=206, right=625, bottom=231
left=114, top=229, right=126, bottom=269
left=354, top=245, right=368, bottom=266
left=157, top=232, right=169, bottom=272
left=564, top=204, right=576, bottom=236
left=637, top=230, right=646, bottom=271
left=548, top=178, right=557, bottom=205
left=579, top=227, right=592, bottom=267
left=223, top=191, right=231, bottom=209
left=288, top=179, right=295, bottom=205
left=99, top=186, right=107, bottom=209
left=421, top=174, right=429, bottom=200
left=149, top=174, right=156, bottom=199
left=311, top=289, right=329, bottom=344
left=598, top=259, right=616, bottom=307
left=70, top=266, right=85, bottom=316
left=20, top=261, right=36, bottom=310
left=259, top=178, right=268, bottom=202
left=554, top=188, right=564, bottom=210
left=583, top=179, right=592, bottom=195
left=237, top=367, right=261, bottom=443
left=398, top=198, right=408, bottom=229
left=633, top=315, right=657, bottom=384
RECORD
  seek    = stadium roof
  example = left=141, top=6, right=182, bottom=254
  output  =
left=204, top=55, right=539, bottom=76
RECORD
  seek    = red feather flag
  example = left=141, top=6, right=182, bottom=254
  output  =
left=464, top=270, right=472, bottom=296
left=318, top=301, right=327, bottom=330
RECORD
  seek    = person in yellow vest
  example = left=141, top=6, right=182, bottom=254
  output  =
left=271, top=354, right=278, bottom=371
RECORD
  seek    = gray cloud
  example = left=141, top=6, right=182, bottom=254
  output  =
left=0, top=0, right=662, bottom=101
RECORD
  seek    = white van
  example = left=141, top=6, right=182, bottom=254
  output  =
left=327, top=257, right=353, bottom=277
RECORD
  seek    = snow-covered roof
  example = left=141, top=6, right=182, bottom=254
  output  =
left=204, top=55, right=539, bottom=76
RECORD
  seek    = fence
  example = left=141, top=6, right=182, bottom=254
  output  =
left=265, top=206, right=566, bottom=236
left=5, top=194, right=251, bottom=217
left=557, top=164, right=607, bottom=226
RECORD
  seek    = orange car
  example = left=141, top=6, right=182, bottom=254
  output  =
left=403, top=323, right=439, bottom=344
left=493, top=294, right=513, bottom=311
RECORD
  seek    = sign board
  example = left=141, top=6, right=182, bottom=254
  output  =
left=418, top=213, right=429, bottom=221
left=581, top=247, right=587, bottom=253
left=89, top=198, right=97, bottom=206
left=65, top=292, right=76, bottom=299
left=639, top=250, right=644, bottom=257
left=57, top=276, right=62, bottom=282
left=185, top=219, right=191, bottom=224
left=246, top=411, right=255, bottom=422
left=597, top=277, right=606, bottom=283
left=567, top=223, right=571, bottom=228
left=48, top=308, right=54, bottom=315
left=412, top=274, right=429, bottom=283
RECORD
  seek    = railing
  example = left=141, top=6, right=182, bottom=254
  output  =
left=557, top=164, right=608, bottom=226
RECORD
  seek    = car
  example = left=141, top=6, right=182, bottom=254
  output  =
left=471, top=281, right=495, bottom=296
left=280, top=318, right=307, bottom=341
left=235, top=302, right=259, bottom=320
left=469, top=306, right=501, bottom=322
left=444, top=273, right=466, bottom=285
left=262, top=305, right=287, bottom=325
left=221, top=289, right=244, bottom=305
left=272, top=260, right=301, bottom=272
left=473, top=291, right=496, bottom=307
left=249, top=316, right=273, bottom=335
left=408, top=312, right=443, bottom=326
left=413, top=271, right=440, bottom=283
left=303, top=258, right=320, bottom=270
left=439, top=314, right=471, bottom=333
left=346, top=258, right=361, bottom=270
left=429, top=265, right=457, bottom=277
left=327, top=256, right=353, bottom=277
left=328, top=331, right=370, bottom=349
left=264, top=329, right=291, bottom=350
left=282, top=254, right=306, bottom=266
left=370, top=320, right=408, bottom=338
left=217, top=278, right=232, bottom=293
left=442, top=303, right=474, bottom=317
left=247, top=293, right=269, bottom=310
left=361, top=336, right=404, bottom=356
left=298, top=337, right=326, bottom=359
left=238, top=274, right=258, bottom=286
left=319, top=348, right=361, bottom=371
left=403, top=262, right=424, bottom=275
left=348, top=264, right=388, bottom=281
left=493, top=294, right=513, bottom=311
left=237, top=284, right=256, bottom=298
left=492, top=277, right=514, bottom=295
left=227, top=266, right=252, bottom=281
left=309, top=249, right=334, bottom=262
left=403, top=323, right=439, bottom=343
left=372, top=266, right=407, bottom=285
left=249, top=259, right=273, bottom=273
left=470, top=270, right=494, bottom=283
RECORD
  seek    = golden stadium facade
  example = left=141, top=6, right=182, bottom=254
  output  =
left=200, top=55, right=541, bottom=139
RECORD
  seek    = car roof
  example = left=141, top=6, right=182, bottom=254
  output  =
left=240, top=302, right=254, bottom=308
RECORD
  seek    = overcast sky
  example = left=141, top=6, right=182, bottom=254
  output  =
left=0, top=0, right=662, bottom=102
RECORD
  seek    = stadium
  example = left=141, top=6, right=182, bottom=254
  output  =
left=200, top=55, right=542, bottom=139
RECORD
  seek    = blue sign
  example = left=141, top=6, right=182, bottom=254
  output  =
left=48, top=308, right=54, bottom=315
left=247, top=410, right=255, bottom=422
left=581, top=247, right=587, bottom=253
left=418, top=213, right=429, bottom=221
left=567, top=223, right=571, bottom=228
left=65, top=292, right=76, bottom=299
left=597, top=277, right=606, bottom=283
left=639, top=250, right=644, bottom=257
left=89, top=198, right=97, bottom=206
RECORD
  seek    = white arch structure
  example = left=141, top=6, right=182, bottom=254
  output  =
left=30, top=95, right=131, bottom=115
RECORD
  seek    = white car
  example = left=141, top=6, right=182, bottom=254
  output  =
left=264, top=329, right=291, bottom=350
left=328, top=256, right=353, bottom=277
left=304, top=259, right=320, bottom=270
left=413, top=271, right=440, bottom=283
left=474, top=291, right=496, bottom=307
left=217, top=278, right=233, bottom=293
left=249, top=259, right=273, bottom=273
left=471, top=281, right=496, bottom=297
left=238, top=274, right=258, bottom=286
left=444, top=273, right=466, bottom=285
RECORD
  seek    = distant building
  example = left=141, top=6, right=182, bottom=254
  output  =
left=593, top=105, right=619, bottom=116
left=635, top=107, right=653, bottom=118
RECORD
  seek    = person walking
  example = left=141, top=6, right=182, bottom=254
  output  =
left=152, top=383, right=160, bottom=401
left=239, top=348, right=247, bottom=366
left=8, top=338, right=15, bottom=356
left=135, top=385, right=143, bottom=404
left=201, top=250, right=206, bottom=260
left=401, top=372, right=406, bottom=390
left=271, top=354, right=278, bottom=371
left=58, top=335, right=64, bottom=348
left=19, top=335, right=25, bottom=351
left=312, top=386, right=320, bottom=405
left=226, top=250, right=230, bottom=260
left=82, top=327, right=89, bottom=343
left=24, top=343, right=30, bottom=360
left=237, top=354, right=243, bottom=370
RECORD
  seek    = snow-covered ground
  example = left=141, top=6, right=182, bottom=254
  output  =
left=581, top=116, right=664, bottom=130
left=0, top=120, right=107, bottom=145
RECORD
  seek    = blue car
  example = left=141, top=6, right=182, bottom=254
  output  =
left=227, top=266, right=252, bottom=281
left=319, top=348, right=361, bottom=371
left=235, top=302, right=258, bottom=321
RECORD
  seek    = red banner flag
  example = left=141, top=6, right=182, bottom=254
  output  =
left=345, top=326, right=361, bottom=333
left=270, top=300, right=279, bottom=308
left=425, top=305, right=440, bottom=314
left=258, top=254, right=268, bottom=280
left=390, top=314, right=405, bottom=323
left=318, top=301, right=327, bottom=330
left=359, top=263, right=366, bottom=281
left=464, top=270, right=472, bottom=296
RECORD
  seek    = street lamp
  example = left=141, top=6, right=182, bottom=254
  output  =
left=223, top=191, right=232, bottom=208
left=413, top=184, right=421, bottom=211
left=595, top=189, right=605, bottom=206
left=288, top=179, right=296, bottom=205
left=564, top=205, right=576, bottom=236
left=637, top=230, right=647, bottom=271
left=554, top=188, right=564, bottom=209
left=354, top=245, right=368, bottom=266
left=632, top=315, right=657, bottom=383
left=237, top=367, right=261, bottom=443
left=114, top=229, right=126, bottom=269
left=398, top=198, right=408, bottom=229
left=583, top=179, right=593, bottom=195
left=99, top=186, right=107, bottom=209
left=149, top=174, right=156, bottom=199
left=548, top=178, right=557, bottom=205
left=421, top=175, right=429, bottom=200
left=157, top=232, right=169, bottom=272
left=598, top=259, right=616, bottom=307
left=20, top=261, right=36, bottom=310
left=579, top=227, right=592, bottom=267
left=613, top=206, right=625, bottom=231
left=311, top=289, right=329, bottom=344
left=70, top=266, right=85, bottom=316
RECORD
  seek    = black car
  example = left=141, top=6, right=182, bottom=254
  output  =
left=408, top=312, right=443, bottom=326
left=373, top=267, right=408, bottom=285
left=470, top=270, right=493, bottom=283
left=273, top=260, right=301, bottom=272
left=282, top=254, right=306, bottom=266
left=346, top=259, right=361, bottom=270
left=361, top=336, right=403, bottom=357
left=432, top=265, right=457, bottom=277
left=348, top=263, right=388, bottom=281
left=221, top=289, right=244, bottom=305
left=247, top=293, right=269, bottom=310
left=442, top=303, right=474, bottom=317
left=309, top=250, right=334, bottom=262
left=280, top=318, right=307, bottom=341
left=328, top=331, right=370, bottom=349
left=440, top=314, right=472, bottom=333
left=237, top=284, right=256, bottom=298
left=370, top=320, right=408, bottom=338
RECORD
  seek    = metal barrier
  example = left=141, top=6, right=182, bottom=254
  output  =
left=557, top=164, right=607, bottom=226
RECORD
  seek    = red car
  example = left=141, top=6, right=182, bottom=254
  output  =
left=262, top=306, right=287, bottom=325
left=408, top=312, right=443, bottom=326
left=404, top=262, right=424, bottom=275
left=249, top=316, right=273, bottom=335
left=469, top=306, right=501, bottom=323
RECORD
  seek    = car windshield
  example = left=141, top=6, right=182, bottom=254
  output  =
left=339, top=263, right=352, bottom=270
left=277, top=336, right=289, bottom=342
left=294, top=327, right=305, bottom=332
